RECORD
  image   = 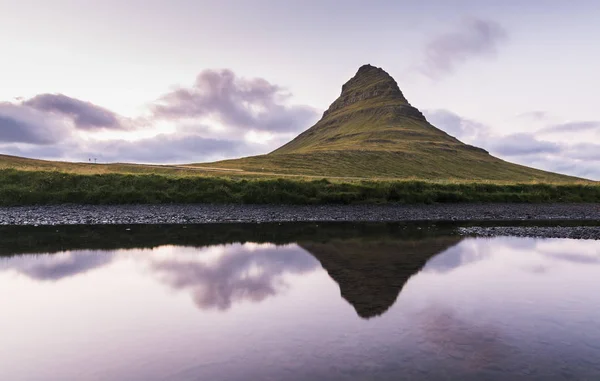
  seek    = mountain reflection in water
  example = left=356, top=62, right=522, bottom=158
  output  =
left=0, top=223, right=459, bottom=318
left=1, top=223, right=600, bottom=381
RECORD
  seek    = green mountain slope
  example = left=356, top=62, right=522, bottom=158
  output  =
left=207, top=65, right=579, bottom=182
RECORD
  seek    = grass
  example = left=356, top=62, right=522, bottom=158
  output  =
left=0, top=168, right=599, bottom=206
left=205, top=150, right=583, bottom=182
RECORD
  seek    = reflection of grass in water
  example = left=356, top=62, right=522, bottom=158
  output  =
left=2, top=220, right=598, bottom=257
left=1, top=168, right=599, bottom=206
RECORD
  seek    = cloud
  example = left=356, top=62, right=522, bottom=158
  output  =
left=0, top=130, right=263, bottom=164
left=486, top=133, right=561, bottom=156
left=563, top=143, right=600, bottom=161
left=423, top=109, right=490, bottom=142
left=0, top=93, right=130, bottom=146
left=541, top=121, right=600, bottom=134
left=427, top=109, right=560, bottom=156
left=0, top=68, right=318, bottom=163
left=24, top=93, right=125, bottom=130
left=150, top=244, right=319, bottom=310
left=523, top=155, right=600, bottom=180
left=0, top=103, right=68, bottom=144
left=517, top=111, right=550, bottom=121
left=84, top=133, right=253, bottom=163
left=418, top=18, right=508, bottom=79
left=426, top=109, right=600, bottom=180
left=0, top=251, right=114, bottom=281
left=152, top=69, right=318, bottom=133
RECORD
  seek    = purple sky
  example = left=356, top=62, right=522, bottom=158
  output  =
left=0, top=0, right=599, bottom=179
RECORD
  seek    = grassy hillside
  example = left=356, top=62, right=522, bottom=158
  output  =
left=205, top=150, right=579, bottom=182
left=204, top=65, right=580, bottom=183
left=0, top=154, right=275, bottom=179
left=0, top=154, right=176, bottom=175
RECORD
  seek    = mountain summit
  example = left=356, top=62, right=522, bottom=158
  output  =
left=322, top=64, right=420, bottom=119
left=206, top=65, right=576, bottom=181
left=272, top=64, right=462, bottom=155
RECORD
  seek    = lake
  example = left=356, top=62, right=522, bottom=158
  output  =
left=1, top=223, right=599, bottom=380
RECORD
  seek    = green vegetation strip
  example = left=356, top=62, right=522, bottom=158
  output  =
left=1, top=169, right=599, bottom=205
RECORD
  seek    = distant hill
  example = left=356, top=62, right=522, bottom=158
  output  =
left=205, top=65, right=579, bottom=182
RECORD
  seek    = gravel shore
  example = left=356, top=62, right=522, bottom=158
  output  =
left=0, top=203, right=598, bottom=226
left=459, top=226, right=600, bottom=240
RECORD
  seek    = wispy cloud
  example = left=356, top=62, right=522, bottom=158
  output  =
left=541, top=121, right=600, bottom=134
left=418, top=18, right=508, bottom=79
left=517, top=111, right=550, bottom=121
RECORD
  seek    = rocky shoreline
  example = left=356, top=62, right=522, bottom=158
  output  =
left=459, top=226, right=600, bottom=240
left=0, top=203, right=598, bottom=226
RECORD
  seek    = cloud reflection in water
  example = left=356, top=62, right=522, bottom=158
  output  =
left=148, top=244, right=320, bottom=310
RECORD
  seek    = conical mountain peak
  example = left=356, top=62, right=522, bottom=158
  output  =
left=342, top=64, right=402, bottom=96
left=322, top=64, right=418, bottom=119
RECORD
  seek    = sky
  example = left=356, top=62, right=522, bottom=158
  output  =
left=0, top=0, right=599, bottom=179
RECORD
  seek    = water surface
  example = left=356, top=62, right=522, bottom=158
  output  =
left=1, top=223, right=599, bottom=380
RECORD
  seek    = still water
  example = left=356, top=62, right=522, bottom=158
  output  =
left=1, top=223, right=599, bottom=380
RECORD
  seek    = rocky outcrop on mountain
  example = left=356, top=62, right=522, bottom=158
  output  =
left=322, top=64, right=425, bottom=121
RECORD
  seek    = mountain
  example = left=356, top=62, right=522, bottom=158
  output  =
left=206, top=65, right=578, bottom=181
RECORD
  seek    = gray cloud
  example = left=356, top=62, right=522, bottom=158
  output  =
left=86, top=133, right=253, bottom=164
left=0, top=140, right=81, bottom=161
left=541, top=121, right=600, bottom=134
left=0, top=103, right=68, bottom=144
left=0, top=115, right=54, bottom=144
left=0, top=93, right=128, bottom=146
left=523, top=156, right=600, bottom=180
left=564, top=143, right=600, bottom=161
left=419, top=18, right=508, bottom=79
left=427, top=110, right=560, bottom=157
left=487, top=133, right=561, bottom=156
left=426, top=109, right=600, bottom=180
left=423, top=109, right=490, bottom=141
left=24, top=93, right=124, bottom=130
left=153, top=69, right=318, bottom=133
left=0, top=130, right=261, bottom=164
